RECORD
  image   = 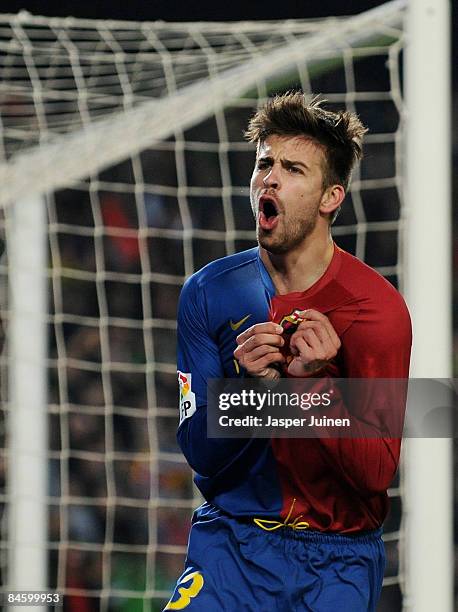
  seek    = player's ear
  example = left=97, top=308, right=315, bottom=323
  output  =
left=319, top=184, right=345, bottom=216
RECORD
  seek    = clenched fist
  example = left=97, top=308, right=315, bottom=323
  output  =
left=287, top=309, right=341, bottom=377
left=234, top=322, right=285, bottom=380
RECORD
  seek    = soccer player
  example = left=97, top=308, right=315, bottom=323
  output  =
left=165, top=92, right=411, bottom=611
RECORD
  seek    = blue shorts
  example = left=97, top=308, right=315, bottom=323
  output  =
left=164, top=503, right=385, bottom=611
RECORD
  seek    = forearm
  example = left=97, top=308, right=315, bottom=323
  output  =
left=177, top=407, right=254, bottom=477
left=317, top=436, right=400, bottom=495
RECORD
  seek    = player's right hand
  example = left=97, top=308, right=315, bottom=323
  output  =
left=234, top=322, right=285, bottom=380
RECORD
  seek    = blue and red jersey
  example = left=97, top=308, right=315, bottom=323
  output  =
left=176, top=245, right=411, bottom=533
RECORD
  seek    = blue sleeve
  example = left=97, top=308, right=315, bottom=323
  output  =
left=176, top=275, right=250, bottom=477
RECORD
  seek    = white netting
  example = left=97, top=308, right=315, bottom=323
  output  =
left=0, top=1, right=408, bottom=609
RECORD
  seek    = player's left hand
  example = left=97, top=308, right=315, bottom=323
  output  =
left=287, top=309, right=341, bottom=377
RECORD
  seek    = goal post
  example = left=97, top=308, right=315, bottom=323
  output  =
left=403, top=0, right=453, bottom=610
left=6, top=194, right=48, bottom=597
left=0, top=1, right=453, bottom=610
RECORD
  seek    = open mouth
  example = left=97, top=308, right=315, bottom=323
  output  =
left=259, top=196, right=279, bottom=230
left=262, top=198, right=278, bottom=220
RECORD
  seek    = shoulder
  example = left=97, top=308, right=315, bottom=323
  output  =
left=336, top=248, right=411, bottom=343
left=178, top=247, right=265, bottom=335
left=178, top=247, right=261, bottom=317
left=181, top=247, right=259, bottom=296
left=335, top=250, right=412, bottom=375
left=337, top=248, right=409, bottom=313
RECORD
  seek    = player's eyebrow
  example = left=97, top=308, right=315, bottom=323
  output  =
left=281, top=158, right=310, bottom=170
left=256, top=154, right=273, bottom=164
left=256, top=155, right=310, bottom=170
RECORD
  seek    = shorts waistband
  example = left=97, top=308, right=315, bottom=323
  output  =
left=251, top=523, right=384, bottom=544
left=194, top=502, right=382, bottom=544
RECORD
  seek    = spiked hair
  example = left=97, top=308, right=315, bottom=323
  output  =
left=245, top=92, right=367, bottom=221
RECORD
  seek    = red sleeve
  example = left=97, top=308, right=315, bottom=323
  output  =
left=315, top=289, right=412, bottom=495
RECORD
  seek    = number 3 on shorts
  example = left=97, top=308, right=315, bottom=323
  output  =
left=165, top=570, right=204, bottom=610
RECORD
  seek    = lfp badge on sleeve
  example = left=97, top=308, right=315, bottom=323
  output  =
left=178, top=371, right=196, bottom=425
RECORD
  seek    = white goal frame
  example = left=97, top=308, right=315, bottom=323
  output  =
left=2, top=1, right=453, bottom=610
left=403, top=1, right=453, bottom=611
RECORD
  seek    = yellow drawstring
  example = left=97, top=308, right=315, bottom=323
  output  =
left=253, top=498, right=309, bottom=531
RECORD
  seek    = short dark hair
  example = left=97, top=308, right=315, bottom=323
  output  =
left=245, top=91, right=367, bottom=196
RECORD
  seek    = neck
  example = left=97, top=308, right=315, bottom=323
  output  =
left=260, top=228, right=335, bottom=294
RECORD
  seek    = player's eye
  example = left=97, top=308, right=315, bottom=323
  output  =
left=256, top=160, right=270, bottom=169
left=288, top=165, right=302, bottom=174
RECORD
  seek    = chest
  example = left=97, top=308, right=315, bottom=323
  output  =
left=212, top=288, right=272, bottom=376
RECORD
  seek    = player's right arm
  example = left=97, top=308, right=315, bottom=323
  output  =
left=176, top=275, right=264, bottom=477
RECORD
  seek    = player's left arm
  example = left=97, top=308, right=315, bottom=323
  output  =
left=289, top=298, right=412, bottom=495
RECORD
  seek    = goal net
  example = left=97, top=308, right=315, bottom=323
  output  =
left=0, top=1, right=421, bottom=609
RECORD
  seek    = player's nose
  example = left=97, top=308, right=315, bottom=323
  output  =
left=263, top=166, right=280, bottom=189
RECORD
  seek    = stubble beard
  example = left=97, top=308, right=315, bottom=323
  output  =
left=257, top=214, right=318, bottom=254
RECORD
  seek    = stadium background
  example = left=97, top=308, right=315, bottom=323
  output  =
left=1, top=0, right=456, bottom=610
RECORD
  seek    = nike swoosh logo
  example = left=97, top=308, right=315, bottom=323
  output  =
left=230, top=314, right=251, bottom=331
